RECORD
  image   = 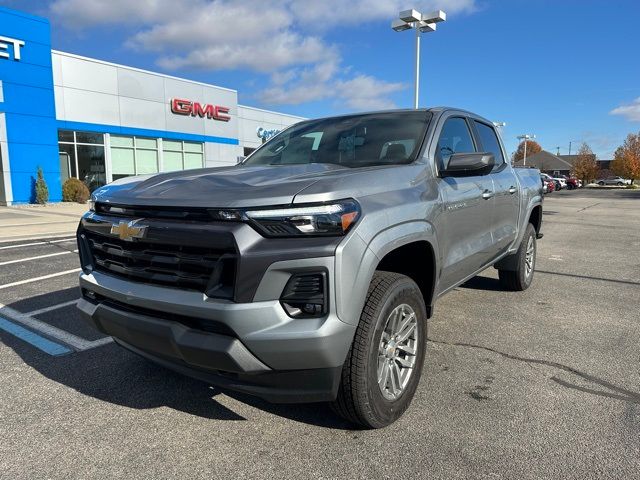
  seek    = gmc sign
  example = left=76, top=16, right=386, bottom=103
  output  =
left=170, top=98, right=231, bottom=122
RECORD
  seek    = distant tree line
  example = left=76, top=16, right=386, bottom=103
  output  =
left=511, top=130, right=640, bottom=185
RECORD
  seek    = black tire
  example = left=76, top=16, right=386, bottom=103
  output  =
left=617, top=182, right=623, bottom=186
left=498, top=223, right=537, bottom=291
left=331, top=271, right=427, bottom=429
left=598, top=181, right=605, bottom=186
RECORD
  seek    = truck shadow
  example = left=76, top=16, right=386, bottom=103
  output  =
left=2, top=290, right=352, bottom=429
left=459, top=274, right=504, bottom=292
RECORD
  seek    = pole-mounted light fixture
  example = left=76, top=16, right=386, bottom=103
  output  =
left=517, top=134, right=536, bottom=166
left=391, top=9, right=446, bottom=109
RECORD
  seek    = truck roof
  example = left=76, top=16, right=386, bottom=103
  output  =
left=294, top=107, right=495, bottom=127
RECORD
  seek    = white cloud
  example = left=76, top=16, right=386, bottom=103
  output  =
left=49, top=0, right=477, bottom=109
left=336, top=75, right=405, bottom=110
left=156, top=33, right=338, bottom=72
left=289, top=0, right=477, bottom=28
left=259, top=69, right=405, bottom=111
left=610, top=98, right=640, bottom=122
left=50, top=0, right=183, bottom=26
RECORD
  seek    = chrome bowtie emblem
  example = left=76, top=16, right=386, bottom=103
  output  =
left=110, top=219, right=147, bottom=241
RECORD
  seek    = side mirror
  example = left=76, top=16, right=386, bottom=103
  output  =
left=236, top=156, right=246, bottom=164
left=440, top=152, right=495, bottom=177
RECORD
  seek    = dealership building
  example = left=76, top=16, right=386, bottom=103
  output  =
left=0, top=6, right=304, bottom=204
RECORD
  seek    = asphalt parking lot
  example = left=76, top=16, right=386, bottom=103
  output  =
left=1, top=188, right=639, bottom=479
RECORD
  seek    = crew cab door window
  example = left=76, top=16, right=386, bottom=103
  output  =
left=437, top=117, right=476, bottom=167
left=473, top=121, right=505, bottom=168
left=436, top=116, right=495, bottom=291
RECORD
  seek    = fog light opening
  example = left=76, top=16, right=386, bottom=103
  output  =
left=280, top=271, right=328, bottom=319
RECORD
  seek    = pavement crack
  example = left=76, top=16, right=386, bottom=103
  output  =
left=577, top=202, right=601, bottom=212
left=427, top=337, right=640, bottom=405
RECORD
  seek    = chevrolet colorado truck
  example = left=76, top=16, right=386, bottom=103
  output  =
left=76, top=108, right=543, bottom=428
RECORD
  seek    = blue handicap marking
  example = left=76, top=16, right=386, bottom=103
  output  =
left=0, top=316, right=72, bottom=356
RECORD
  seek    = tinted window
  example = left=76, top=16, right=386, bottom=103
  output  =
left=243, top=112, right=431, bottom=168
left=58, top=130, right=74, bottom=142
left=75, top=131, right=104, bottom=145
left=437, top=117, right=475, bottom=166
left=474, top=121, right=505, bottom=166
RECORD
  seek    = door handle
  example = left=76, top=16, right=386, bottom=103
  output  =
left=482, top=190, right=494, bottom=200
left=508, top=186, right=517, bottom=194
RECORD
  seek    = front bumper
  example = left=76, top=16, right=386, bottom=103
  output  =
left=78, top=267, right=356, bottom=403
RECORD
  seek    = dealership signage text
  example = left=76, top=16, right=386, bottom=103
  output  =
left=170, top=98, right=231, bottom=122
left=257, top=127, right=280, bottom=141
left=0, top=36, right=25, bottom=61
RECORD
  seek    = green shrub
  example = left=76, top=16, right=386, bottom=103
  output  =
left=35, top=167, right=49, bottom=204
left=62, top=178, right=90, bottom=203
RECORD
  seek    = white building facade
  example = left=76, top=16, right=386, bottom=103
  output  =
left=53, top=51, right=304, bottom=192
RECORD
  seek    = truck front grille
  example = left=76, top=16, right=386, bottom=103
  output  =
left=81, top=231, right=236, bottom=298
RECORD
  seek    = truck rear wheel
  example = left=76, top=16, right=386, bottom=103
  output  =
left=331, top=271, right=426, bottom=429
left=498, top=223, right=537, bottom=291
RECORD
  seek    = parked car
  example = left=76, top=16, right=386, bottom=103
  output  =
left=540, top=174, right=554, bottom=194
left=565, top=177, right=581, bottom=190
left=552, top=177, right=567, bottom=190
left=547, top=179, right=555, bottom=192
left=597, top=176, right=631, bottom=186
left=541, top=173, right=561, bottom=191
left=77, top=108, right=543, bottom=428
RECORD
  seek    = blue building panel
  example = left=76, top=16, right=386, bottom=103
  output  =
left=7, top=142, right=63, bottom=202
left=2, top=82, right=57, bottom=118
left=0, top=6, right=53, bottom=46
left=0, top=7, right=59, bottom=204
left=57, top=120, right=240, bottom=146
left=5, top=114, right=59, bottom=146
left=0, top=59, right=56, bottom=89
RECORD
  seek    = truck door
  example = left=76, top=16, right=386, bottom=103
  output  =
left=435, top=116, right=496, bottom=292
left=471, top=120, right=519, bottom=254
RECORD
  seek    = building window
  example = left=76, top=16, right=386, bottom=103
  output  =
left=162, top=140, right=204, bottom=172
left=110, top=135, right=159, bottom=181
left=58, top=130, right=106, bottom=191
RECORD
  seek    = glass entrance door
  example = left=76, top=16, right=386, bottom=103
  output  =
left=58, top=130, right=106, bottom=192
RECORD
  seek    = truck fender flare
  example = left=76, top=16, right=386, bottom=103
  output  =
left=335, top=221, right=438, bottom=326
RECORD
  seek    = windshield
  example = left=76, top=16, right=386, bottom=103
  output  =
left=243, top=111, right=431, bottom=168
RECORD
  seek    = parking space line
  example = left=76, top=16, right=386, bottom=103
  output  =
left=0, top=316, right=72, bottom=356
left=0, top=268, right=81, bottom=290
left=0, top=302, right=113, bottom=352
left=0, top=237, right=76, bottom=250
left=0, top=250, right=77, bottom=266
left=0, top=220, right=78, bottom=228
left=0, top=234, right=77, bottom=245
left=25, top=300, right=78, bottom=317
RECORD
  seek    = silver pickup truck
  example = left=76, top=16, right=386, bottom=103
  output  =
left=76, top=108, right=542, bottom=428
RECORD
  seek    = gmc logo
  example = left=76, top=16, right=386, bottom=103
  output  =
left=170, top=98, right=231, bottom=122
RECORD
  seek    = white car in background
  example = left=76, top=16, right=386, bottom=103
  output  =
left=597, top=176, right=631, bottom=186
left=552, top=177, right=567, bottom=190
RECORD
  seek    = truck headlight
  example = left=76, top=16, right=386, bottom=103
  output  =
left=245, top=199, right=360, bottom=237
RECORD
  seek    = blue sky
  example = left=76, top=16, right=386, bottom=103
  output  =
left=6, top=0, right=640, bottom=158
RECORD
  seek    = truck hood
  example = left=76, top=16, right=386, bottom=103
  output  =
left=92, top=163, right=351, bottom=208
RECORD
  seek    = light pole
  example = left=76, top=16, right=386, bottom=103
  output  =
left=517, top=134, right=536, bottom=166
left=493, top=121, right=507, bottom=136
left=392, top=9, right=446, bottom=109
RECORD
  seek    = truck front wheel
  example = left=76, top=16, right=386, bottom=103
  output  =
left=498, top=223, right=537, bottom=291
left=331, top=272, right=427, bottom=428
